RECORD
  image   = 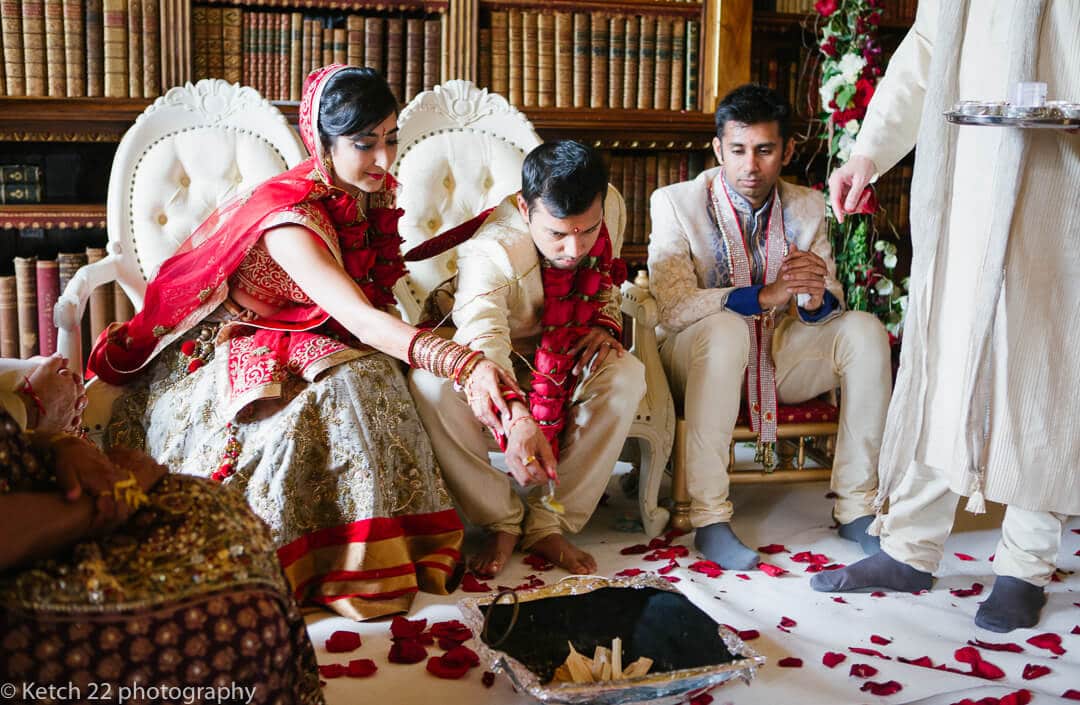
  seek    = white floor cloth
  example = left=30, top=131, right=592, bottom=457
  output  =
left=308, top=462, right=1080, bottom=705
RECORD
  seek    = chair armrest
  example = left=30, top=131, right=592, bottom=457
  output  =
left=54, top=255, right=124, bottom=375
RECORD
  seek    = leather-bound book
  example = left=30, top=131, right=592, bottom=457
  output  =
left=346, top=15, right=364, bottom=71
left=669, top=18, right=685, bottom=111
left=653, top=18, right=671, bottom=113
left=220, top=6, right=241, bottom=85
left=606, top=15, right=624, bottom=109
left=521, top=11, right=537, bottom=107
left=570, top=12, right=588, bottom=108
left=477, top=27, right=491, bottom=90
left=507, top=8, right=522, bottom=106
left=43, top=0, right=65, bottom=95
left=0, top=275, right=17, bottom=358
left=685, top=20, right=698, bottom=110
left=2, top=0, right=25, bottom=95
left=22, top=0, right=46, bottom=95
left=364, top=16, right=383, bottom=77
left=422, top=18, right=440, bottom=90
left=489, top=10, right=508, bottom=94
left=127, top=0, right=142, bottom=94
left=553, top=12, right=571, bottom=107
left=85, top=247, right=114, bottom=343
left=14, top=257, right=38, bottom=359
left=588, top=13, right=607, bottom=108
left=143, top=0, right=162, bottom=95
left=636, top=15, right=655, bottom=110
left=621, top=15, right=638, bottom=110
left=404, top=18, right=422, bottom=101
left=385, top=17, right=404, bottom=101
left=537, top=12, right=554, bottom=108
left=85, top=0, right=103, bottom=95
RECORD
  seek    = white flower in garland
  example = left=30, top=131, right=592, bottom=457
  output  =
left=845, top=119, right=861, bottom=135
left=837, top=131, right=856, bottom=162
left=838, top=53, right=867, bottom=83
left=819, top=72, right=846, bottom=112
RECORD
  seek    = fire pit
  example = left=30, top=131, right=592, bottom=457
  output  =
left=458, top=574, right=765, bottom=705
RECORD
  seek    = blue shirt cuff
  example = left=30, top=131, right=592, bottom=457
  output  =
left=799, top=290, right=840, bottom=322
left=725, top=285, right=764, bottom=316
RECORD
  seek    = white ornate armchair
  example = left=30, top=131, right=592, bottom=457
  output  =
left=393, top=80, right=675, bottom=536
left=55, top=79, right=307, bottom=434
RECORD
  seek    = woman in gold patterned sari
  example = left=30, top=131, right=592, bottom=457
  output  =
left=0, top=385, right=322, bottom=703
left=89, top=66, right=520, bottom=620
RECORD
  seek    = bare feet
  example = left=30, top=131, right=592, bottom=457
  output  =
left=529, top=533, right=597, bottom=575
left=468, top=531, right=518, bottom=578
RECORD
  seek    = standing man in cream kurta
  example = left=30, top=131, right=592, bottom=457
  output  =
left=410, top=141, right=645, bottom=577
left=648, top=85, right=892, bottom=570
left=814, top=0, right=1079, bottom=633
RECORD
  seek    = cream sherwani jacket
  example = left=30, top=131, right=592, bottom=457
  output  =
left=647, top=166, right=845, bottom=341
left=450, top=187, right=626, bottom=371
left=853, top=0, right=1080, bottom=514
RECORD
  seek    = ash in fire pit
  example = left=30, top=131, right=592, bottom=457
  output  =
left=480, top=587, right=737, bottom=684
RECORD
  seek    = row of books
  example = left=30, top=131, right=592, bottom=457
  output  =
left=0, top=164, right=42, bottom=204
left=0, top=0, right=160, bottom=98
left=1, top=249, right=134, bottom=360
left=880, top=0, right=916, bottom=26
left=754, top=0, right=915, bottom=24
left=479, top=11, right=699, bottom=112
left=874, top=163, right=911, bottom=232
left=750, top=45, right=819, bottom=120
left=609, top=150, right=716, bottom=245
left=755, top=0, right=817, bottom=13
left=192, top=6, right=442, bottom=104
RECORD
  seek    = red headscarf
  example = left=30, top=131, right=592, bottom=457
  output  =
left=89, top=65, right=404, bottom=384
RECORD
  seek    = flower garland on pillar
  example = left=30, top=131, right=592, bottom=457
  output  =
left=815, top=0, right=907, bottom=343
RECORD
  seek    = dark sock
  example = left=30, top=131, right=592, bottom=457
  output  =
left=837, top=515, right=882, bottom=555
left=974, top=576, right=1046, bottom=633
left=694, top=522, right=759, bottom=571
left=810, top=550, right=933, bottom=592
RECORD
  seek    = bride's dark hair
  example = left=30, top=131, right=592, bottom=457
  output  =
left=317, top=67, right=399, bottom=150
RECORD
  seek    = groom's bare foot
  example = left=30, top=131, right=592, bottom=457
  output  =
left=468, top=531, right=518, bottom=577
left=530, top=534, right=597, bottom=575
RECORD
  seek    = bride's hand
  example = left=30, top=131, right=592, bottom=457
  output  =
left=465, top=359, right=522, bottom=433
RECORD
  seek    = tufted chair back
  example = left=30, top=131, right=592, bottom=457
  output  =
left=106, top=79, right=307, bottom=309
left=391, top=80, right=543, bottom=323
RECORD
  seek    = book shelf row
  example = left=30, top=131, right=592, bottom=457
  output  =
left=479, top=9, right=700, bottom=112
left=192, top=5, right=444, bottom=104
left=609, top=148, right=715, bottom=245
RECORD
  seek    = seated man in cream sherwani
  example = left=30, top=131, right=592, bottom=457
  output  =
left=647, top=84, right=892, bottom=570
left=410, top=140, right=646, bottom=577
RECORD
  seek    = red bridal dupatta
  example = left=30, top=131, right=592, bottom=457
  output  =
left=90, top=65, right=463, bottom=620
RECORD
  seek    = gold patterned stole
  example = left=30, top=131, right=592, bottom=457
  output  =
left=708, top=178, right=788, bottom=456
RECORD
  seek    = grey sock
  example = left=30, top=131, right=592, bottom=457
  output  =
left=694, top=522, right=759, bottom=571
left=974, top=576, right=1046, bottom=633
left=810, top=550, right=933, bottom=593
left=837, top=515, right=882, bottom=555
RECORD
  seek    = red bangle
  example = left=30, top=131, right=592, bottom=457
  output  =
left=406, top=329, right=425, bottom=368
left=20, top=376, right=47, bottom=419
left=506, top=414, right=536, bottom=437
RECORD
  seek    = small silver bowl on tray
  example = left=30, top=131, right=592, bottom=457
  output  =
left=457, top=574, right=766, bottom=705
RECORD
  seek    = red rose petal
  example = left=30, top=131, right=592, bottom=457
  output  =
left=823, top=652, right=847, bottom=668
left=430, top=620, right=472, bottom=644
left=757, top=543, right=788, bottom=554
left=461, top=573, right=492, bottom=592
left=850, top=647, right=892, bottom=660
left=805, top=564, right=824, bottom=573
left=832, top=597, right=848, bottom=604
left=958, top=690, right=1033, bottom=705
left=325, top=630, right=362, bottom=653
left=443, top=644, right=480, bottom=668
left=662, top=575, right=681, bottom=583
left=620, top=544, right=649, bottom=555
left=823, top=563, right=846, bottom=571
left=972, top=659, right=1005, bottom=680
left=658, top=560, right=680, bottom=575
left=860, top=680, right=903, bottom=696
left=737, top=629, right=760, bottom=641
left=615, top=568, right=645, bottom=578
left=689, top=560, right=724, bottom=578
left=870, top=635, right=892, bottom=646
left=648, top=536, right=670, bottom=549
left=954, top=647, right=980, bottom=665
left=689, top=694, right=714, bottom=705
left=1072, top=626, right=1080, bottom=635
left=968, top=639, right=1024, bottom=653
left=388, top=639, right=428, bottom=664
left=950, top=582, right=984, bottom=598
left=1072, top=529, right=1080, bottom=535
left=778, top=657, right=803, bottom=668
left=898, top=656, right=935, bottom=668
left=426, top=655, right=471, bottom=679
left=523, top=553, right=554, bottom=571
left=438, top=638, right=462, bottom=651
left=736, top=573, right=751, bottom=580
left=871, top=591, right=887, bottom=598
left=346, top=659, right=378, bottom=678
left=1022, top=664, right=1051, bottom=680
left=1063, top=690, right=1080, bottom=700
left=759, top=562, right=789, bottom=577
left=791, top=551, right=830, bottom=565
left=954, top=553, right=976, bottom=561
left=850, top=663, right=879, bottom=678
left=779, top=616, right=797, bottom=628
left=391, top=616, right=427, bottom=640
left=482, top=671, right=495, bottom=688
left=319, top=663, right=347, bottom=679
left=1027, top=633, right=1066, bottom=655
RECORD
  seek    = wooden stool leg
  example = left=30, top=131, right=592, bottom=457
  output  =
left=669, top=418, right=693, bottom=533
left=777, top=440, right=795, bottom=470
left=797, top=437, right=806, bottom=470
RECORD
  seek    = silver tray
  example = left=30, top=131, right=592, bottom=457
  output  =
left=945, top=111, right=1080, bottom=129
left=458, top=574, right=766, bottom=705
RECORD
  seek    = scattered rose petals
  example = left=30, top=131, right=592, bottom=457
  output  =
left=388, top=639, right=428, bottom=664
left=1022, top=664, right=1050, bottom=680
left=805, top=564, right=825, bottom=574
left=954, top=646, right=1005, bottom=680
left=482, top=671, right=495, bottom=688
left=1063, top=690, right=1080, bottom=700
left=759, top=562, right=789, bottom=577
left=951, top=690, right=1033, bottom=705
left=615, top=568, right=645, bottom=578
left=736, top=573, right=751, bottom=580
left=513, top=576, right=546, bottom=591
left=871, top=591, right=887, bottom=598
left=954, top=553, right=976, bottom=561
left=850, top=664, right=878, bottom=678
left=968, top=639, right=1024, bottom=653
left=779, top=616, right=797, bottom=628
left=657, top=560, right=680, bottom=575
left=461, top=573, right=492, bottom=592
left=950, top=582, right=984, bottom=598
left=620, top=544, right=649, bottom=555
left=737, top=629, right=760, bottom=641
left=431, top=620, right=472, bottom=644
left=319, top=664, right=347, bottom=679
left=426, top=655, right=471, bottom=679
left=346, top=659, right=378, bottom=678
left=391, top=616, right=428, bottom=640
left=662, top=576, right=681, bottom=583
left=778, top=657, right=803, bottom=668
left=791, top=551, right=830, bottom=565
left=898, top=656, right=935, bottom=668
left=758, top=543, right=788, bottom=554
left=443, top=644, right=480, bottom=668
left=860, top=680, right=903, bottom=696
left=689, top=560, right=725, bottom=578
left=823, top=652, right=846, bottom=668
left=823, top=563, right=846, bottom=571
left=870, top=635, right=892, bottom=646
left=644, top=546, right=690, bottom=561
left=648, top=536, right=671, bottom=549
left=325, top=630, right=362, bottom=653
left=954, top=646, right=981, bottom=664
left=832, top=596, right=848, bottom=604
left=523, top=553, right=554, bottom=571
left=438, top=638, right=462, bottom=651
left=849, top=647, right=891, bottom=660
left=1026, top=633, right=1065, bottom=655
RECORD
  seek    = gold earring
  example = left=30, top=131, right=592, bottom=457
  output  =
left=322, top=153, right=334, bottom=177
